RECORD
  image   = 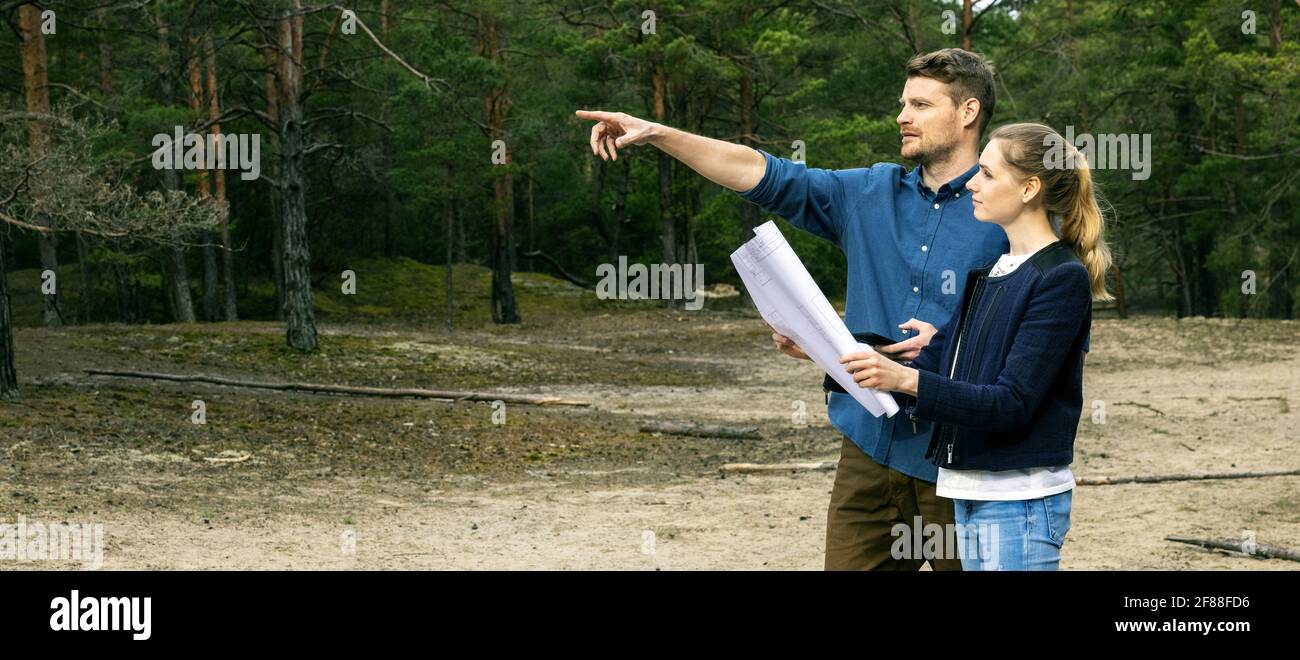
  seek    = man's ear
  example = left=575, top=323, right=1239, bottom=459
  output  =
left=961, top=98, right=981, bottom=131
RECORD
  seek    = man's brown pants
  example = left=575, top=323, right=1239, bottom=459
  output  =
left=824, top=437, right=962, bottom=571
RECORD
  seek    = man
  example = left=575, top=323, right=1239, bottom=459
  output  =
left=577, top=49, right=1007, bottom=570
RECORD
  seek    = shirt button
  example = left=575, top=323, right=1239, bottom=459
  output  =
left=921, top=245, right=928, bottom=252
left=955, top=193, right=960, bottom=198
left=912, top=286, right=919, bottom=293
left=933, top=203, right=940, bottom=210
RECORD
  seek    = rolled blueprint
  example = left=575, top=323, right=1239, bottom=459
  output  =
left=731, top=221, right=899, bottom=417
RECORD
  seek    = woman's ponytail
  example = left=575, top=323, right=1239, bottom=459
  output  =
left=1059, top=159, right=1113, bottom=301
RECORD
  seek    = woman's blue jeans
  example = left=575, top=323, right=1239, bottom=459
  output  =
left=952, top=490, right=1072, bottom=571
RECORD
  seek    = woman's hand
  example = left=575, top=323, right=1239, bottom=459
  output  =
left=840, top=350, right=919, bottom=395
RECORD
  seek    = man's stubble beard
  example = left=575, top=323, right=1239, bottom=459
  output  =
left=906, top=134, right=958, bottom=170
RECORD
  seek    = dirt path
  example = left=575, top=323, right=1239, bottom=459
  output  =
left=3, top=316, right=1298, bottom=570
left=36, top=467, right=1300, bottom=570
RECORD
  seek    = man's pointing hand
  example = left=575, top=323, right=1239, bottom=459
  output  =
left=576, top=110, right=657, bottom=161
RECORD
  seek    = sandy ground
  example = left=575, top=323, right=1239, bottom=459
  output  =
left=2, top=314, right=1298, bottom=570
left=57, top=470, right=1300, bottom=570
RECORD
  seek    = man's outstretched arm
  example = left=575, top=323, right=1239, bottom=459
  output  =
left=576, top=110, right=766, bottom=193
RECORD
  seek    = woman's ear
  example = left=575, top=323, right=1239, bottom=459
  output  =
left=1021, top=176, right=1041, bottom=204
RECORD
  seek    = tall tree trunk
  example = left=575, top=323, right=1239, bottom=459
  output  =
left=206, top=34, right=238, bottom=321
left=480, top=13, right=519, bottom=324
left=75, top=7, right=117, bottom=323
left=651, top=55, right=686, bottom=309
left=1197, top=237, right=1216, bottom=316
left=526, top=173, right=535, bottom=271
left=0, top=232, right=18, bottom=399
left=382, top=167, right=398, bottom=257
left=380, top=1, right=398, bottom=259
left=589, top=157, right=613, bottom=261
left=1266, top=0, right=1292, bottom=318
left=131, top=266, right=144, bottom=322
left=112, top=262, right=137, bottom=324
left=37, top=235, right=62, bottom=325
left=612, top=157, right=629, bottom=265
left=962, top=0, right=974, bottom=50
left=98, top=7, right=112, bottom=89
left=652, top=56, right=676, bottom=270
left=19, top=4, right=60, bottom=327
left=157, top=17, right=196, bottom=323
left=278, top=2, right=319, bottom=350
left=264, top=48, right=285, bottom=321
left=489, top=171, right=520, bottom=323
left=187, top=36, right=220, bottom=321
left=1066, top=0, right=1089, bottom=131
left=455, top=206, right=467, bottom=264
left=76, top=235, right=92, bottom=323
left=1269, top=0, right=1282, bottom=51
left=167, top=248, right=196, bottom=322
left=1113, top=265, right=1128, bottom=319
left=737, top=43, right=759, bottom=244
left=200, top=246, right=220, bottom=319
left=160, top=253, right=177, bottom=321
left=445, top=195, right=454, bottom=332
left=1266, top=224, right=1294, bottom=319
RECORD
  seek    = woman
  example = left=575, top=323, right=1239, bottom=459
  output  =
left=839, top=122, right=1112, bottom=570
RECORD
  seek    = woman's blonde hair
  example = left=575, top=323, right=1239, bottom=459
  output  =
left=988, top=122, right=1113, bottom=301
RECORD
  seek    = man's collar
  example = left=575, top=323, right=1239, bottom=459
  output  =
left=908, top=162, right=980, bottom=198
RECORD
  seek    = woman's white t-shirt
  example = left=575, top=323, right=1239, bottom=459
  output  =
left=935, top=250, right=1075, bottom=502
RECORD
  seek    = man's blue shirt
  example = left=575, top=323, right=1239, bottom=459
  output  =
left=738, top=149, right=1008, bottom=482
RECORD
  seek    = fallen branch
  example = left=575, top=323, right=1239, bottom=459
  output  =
left=1114, top=401, right=1165, bottom=416
left=1166, top=536, right=1300, bottom=562
left=722, top=461, right=836, bottom=474
left=203, top=451, right=252, bottom=464
left=1076, top=468, right=1300, bottom=486
left=719, top=462, right=1300, bottom=483
left=84, top=369, right=590, bottom=407
left=640, top=421, right=761, bottom=440
left=519, top=249, right=592, bottom=289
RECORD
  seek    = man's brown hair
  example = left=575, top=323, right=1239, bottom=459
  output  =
left=905, top=48, right=996, bottom=134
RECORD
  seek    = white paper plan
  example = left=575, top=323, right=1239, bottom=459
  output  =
left=731, top=221, right=899, bottom=418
